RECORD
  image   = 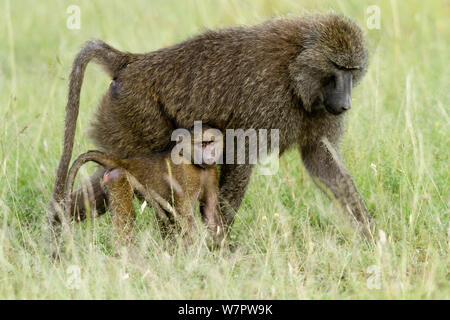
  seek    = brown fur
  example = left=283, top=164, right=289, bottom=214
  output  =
left=49, top=14, right=374, bottom=245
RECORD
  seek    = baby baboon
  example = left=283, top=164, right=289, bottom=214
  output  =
left=50, top=13, right=374, bottom=242
left=56, top=126, right=225, bottom=250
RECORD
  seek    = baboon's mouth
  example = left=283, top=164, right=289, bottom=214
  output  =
left=308, top=99, right=326, bottom=113
left=324, top=104, right=344, bottom=115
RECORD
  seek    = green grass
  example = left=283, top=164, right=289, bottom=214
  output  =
left=0, top=0, right=448, bottom=299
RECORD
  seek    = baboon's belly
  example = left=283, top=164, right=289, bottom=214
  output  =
left=89, top=95, right=174, bottom=158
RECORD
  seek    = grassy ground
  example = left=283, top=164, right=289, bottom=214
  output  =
left=0, top=0, right=448, bottom=299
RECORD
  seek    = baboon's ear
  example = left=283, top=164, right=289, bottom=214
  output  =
left=289, top=54, right=315, bottom=113
left=295, top=78, right=314, bottom=113
left=300, top=94, right=313, bottom=113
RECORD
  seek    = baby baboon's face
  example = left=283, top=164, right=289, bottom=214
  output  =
left=192, top=127, right=224, bottom=168
left=173, top=126, right=224, bottom=168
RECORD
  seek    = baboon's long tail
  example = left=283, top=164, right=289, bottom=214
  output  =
left=51, top=40, right=132, bottom=204
left=64, top=150, right=123, bottom=219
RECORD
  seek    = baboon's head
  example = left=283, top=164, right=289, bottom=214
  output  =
left=289, top=14, right=368, bottom=115
left=174, top=125, right=224, bottom=168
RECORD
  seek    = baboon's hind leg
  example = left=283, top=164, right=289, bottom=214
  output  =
left=102, top=169, right=136, bottom=247
left=68, top=169, right=108, bottom=221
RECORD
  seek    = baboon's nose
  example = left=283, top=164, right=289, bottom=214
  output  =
left=341, top=95, right=352, bottom=111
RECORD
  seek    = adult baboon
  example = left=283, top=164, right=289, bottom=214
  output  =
left=49, top=14, right=373, bottom=241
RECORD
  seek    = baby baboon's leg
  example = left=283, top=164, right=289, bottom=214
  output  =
left=173, top=199, right=197, bottom=246
left=153, top=204, right=176, bottom=240
left=69, top=169, right=108, bottom=221
left=102, top=169, right=136, bottom=246
left=200, top=186, right=225, bottom=247
left=127, top=175, right=176, bottom=240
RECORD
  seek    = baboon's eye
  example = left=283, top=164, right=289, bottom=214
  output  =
left=330, top=60, right=360, bottom=71
left=323, top=75, right=335, bottom=87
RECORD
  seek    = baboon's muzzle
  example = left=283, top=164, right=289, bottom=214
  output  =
left=323, top=71, right=352, bottom=115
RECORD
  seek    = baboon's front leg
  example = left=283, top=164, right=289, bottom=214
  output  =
left=300, top=140, right=374, bottom=241
left=102, top=169, right=136, bottom=247
left=218, top=164, right=253, bottom=232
